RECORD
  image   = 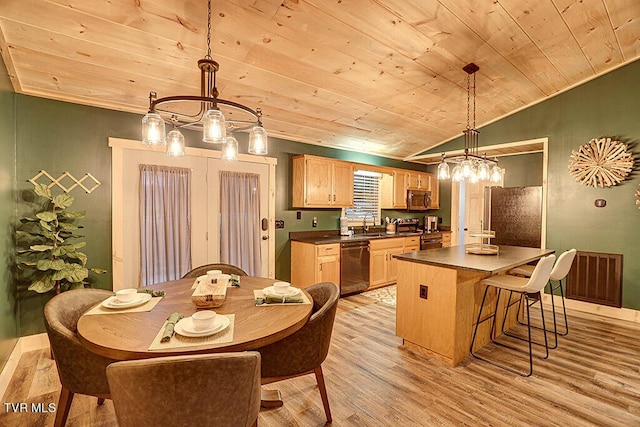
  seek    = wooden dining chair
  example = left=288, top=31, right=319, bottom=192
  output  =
left=182, top=262, right=248, bottom=278
left=44, top=288, right=116, bottom=427
left=106, top=352, right=261, bottom=427
left=255, top=281, right=339, bottom=423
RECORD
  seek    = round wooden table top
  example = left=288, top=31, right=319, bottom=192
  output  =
left=77, top=276, right=313, bottom=360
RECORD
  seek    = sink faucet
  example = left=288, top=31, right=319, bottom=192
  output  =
left=362, top=212, right=375, bottom=233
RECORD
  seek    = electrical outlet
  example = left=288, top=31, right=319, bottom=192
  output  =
left=296, top=211, right=302, bottom=220
left=275, top=219, right=285, bottom=229
left=419, top=285, right=428, bottom=299
left=312, top=217, right=318, bottom=227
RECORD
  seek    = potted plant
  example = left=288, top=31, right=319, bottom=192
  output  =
left=16, top=183, right=106, bottom=294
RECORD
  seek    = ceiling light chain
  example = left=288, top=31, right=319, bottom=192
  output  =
left=437, top=63, right=504, bottom=184
left=141, top=0, right=268, bottom=159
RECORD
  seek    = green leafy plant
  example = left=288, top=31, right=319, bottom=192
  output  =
left=16, top=183, right=106, bottom=294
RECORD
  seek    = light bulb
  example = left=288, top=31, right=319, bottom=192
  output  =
left=142, top=113, right=166, bottom=145
left=477, top=162, right=490, bottom=180
left=221, top=136, right=238, bottom=161
left=166, top=129, right=185, bottom=157
left=248, top=126, right=268, bottom=155
left=203, top=109, right=226, bottom=143
left=437, top=161, right=450, bottom=179
left=461, top=158, right=473, bottom=178
left=452, top=165, right=463, bottom=182
left=491, top=165, right=502, bottom=183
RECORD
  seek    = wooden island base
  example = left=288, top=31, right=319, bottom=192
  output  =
left=395, top=245, right=553, bottom=367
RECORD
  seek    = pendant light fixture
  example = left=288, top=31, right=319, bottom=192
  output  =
left=141, top=0, right=267, bottom=158
left=437, top=63, right=503, bottom=184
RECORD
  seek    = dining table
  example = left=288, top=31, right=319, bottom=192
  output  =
left=77, top=276, right=313, bottom=361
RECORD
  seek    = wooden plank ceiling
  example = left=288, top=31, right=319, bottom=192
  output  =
left=1, top=0, right=639, bottom=161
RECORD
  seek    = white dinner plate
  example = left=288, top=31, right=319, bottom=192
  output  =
left=175, top=316, right=230, bottom=337
left=262, top=286, right=300, bottom=298
left=101, top=293, right=152, bottom=309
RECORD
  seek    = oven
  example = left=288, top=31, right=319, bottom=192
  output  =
left=340, top=240, right=370, bottom=296
left=421, top=233, right=443, bottom=250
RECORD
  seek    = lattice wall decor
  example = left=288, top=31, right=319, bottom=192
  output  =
left=568, top=138, right=634, bottom=188
left=29, top=170, right=102, bottom=194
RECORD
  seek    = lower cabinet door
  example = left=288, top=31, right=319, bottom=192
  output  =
left=317, top=254, right=340, bottom=285
left=369, top=249, right=388, bottom=287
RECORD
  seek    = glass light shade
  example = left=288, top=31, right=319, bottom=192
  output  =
left=461, top=158, right=473, bottom=178
left=477, top=162, right=490, bottom=180
left=248, top=126, right=268, bottom=155
left=437, top=161, right=450, bottom=179
left=142, top=113, right=166, bottom=145
left=491, top=165, right=503, bottom=183
left=202, top=109, right=226, bottom=143
left=221, top=136, right=238, bottom=161
left=166, top=129, right=185, bottom=157
left=452, top=165, right=463, bottom=182
left=469, top=169, right=479, bottom=183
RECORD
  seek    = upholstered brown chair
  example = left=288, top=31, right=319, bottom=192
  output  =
left=44, top=288, right=116, bottom=427
left=182, top=262, right=248, bottom=278
left=106, top=352, right=261, bottom=427
left=256, top=282, right=339, bottom=423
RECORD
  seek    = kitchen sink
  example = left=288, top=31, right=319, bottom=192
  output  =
left=361, top=232, right=387, bottom=237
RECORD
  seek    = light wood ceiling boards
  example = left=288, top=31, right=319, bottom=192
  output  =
left=0, top=0, right=638, bottom=160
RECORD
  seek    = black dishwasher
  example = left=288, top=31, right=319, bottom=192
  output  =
left=340, top=241, right=370, bottom=296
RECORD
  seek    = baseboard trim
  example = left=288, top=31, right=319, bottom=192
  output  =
left=0, top=333, right=49, bottom=400
left=541, top=294, right=640, bottom=323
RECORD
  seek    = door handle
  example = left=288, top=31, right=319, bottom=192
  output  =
left=262, top=236, right=269, bottom=240
left=463, top=228, right=468, bottom=231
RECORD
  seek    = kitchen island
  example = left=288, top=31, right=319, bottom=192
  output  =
left=394, top=245, right=554, bottom=366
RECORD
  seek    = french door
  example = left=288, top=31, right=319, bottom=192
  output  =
left=111, top=138, right=275, bottom=291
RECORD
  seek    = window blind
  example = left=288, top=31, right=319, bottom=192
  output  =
left=345, top=170, right=381, bottom=223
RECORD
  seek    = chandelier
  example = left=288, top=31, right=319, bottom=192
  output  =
left=437, top=63, right=503, bottom=183
left=141, top=0, right=267, bottom=159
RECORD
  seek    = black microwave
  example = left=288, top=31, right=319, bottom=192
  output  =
left=406, top=189, right=431, bottom=211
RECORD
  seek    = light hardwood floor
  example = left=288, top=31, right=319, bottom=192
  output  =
left=1, top=293, right=640, bottom=426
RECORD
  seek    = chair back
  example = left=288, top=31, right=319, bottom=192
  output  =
left=44, top=288, right=115, bottom=398
left=258, top=282, right=339, bottom=378
left=182, top=263, right=248, bottom=279
left=523, top=254, right=556, bottom=293
left=550, top=249, right=577, bottom=281
left=106, top=352, right=261, bottom=427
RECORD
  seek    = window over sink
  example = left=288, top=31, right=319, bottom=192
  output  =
left=343, top=170, right=381, bottom=226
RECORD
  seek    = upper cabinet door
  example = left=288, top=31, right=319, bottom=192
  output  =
left=332, top=161, right=354, bottom=206
left=292, top=155, right=354, bottom=208
left=305, top=156, right=334, bottom=206
left=393, top=170, right=408, bottom=208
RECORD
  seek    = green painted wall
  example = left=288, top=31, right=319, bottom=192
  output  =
left=8, top=58, right=640, bottom=336
left=14, top=96, right=140, bottom=335
left=423, top=59, right=640, bottom=309
left=0, top=59, right=18, bottom=369
left=10, top=94, right=432, bottom=334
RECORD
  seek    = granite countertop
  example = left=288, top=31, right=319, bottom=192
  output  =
left=394, top=245, right=554, bottom=274
left=290, top=231, right=422, bottom=245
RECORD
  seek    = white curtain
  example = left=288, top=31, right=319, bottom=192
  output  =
left=220, top=171, right=261, bottom=276
left=139, top=164, right=192, bottom=286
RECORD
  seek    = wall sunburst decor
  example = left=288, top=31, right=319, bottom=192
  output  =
left=636, top=185, right=640, bottom=209
left=568, top=137, right=634, bottom=188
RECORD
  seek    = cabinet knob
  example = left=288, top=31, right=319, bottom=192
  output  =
left=328, top=194, right=331, bottom=201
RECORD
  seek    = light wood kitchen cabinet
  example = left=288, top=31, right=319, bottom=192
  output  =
left=392, top=170, right=409, bottom=208
left=404, top=236, right=420, bottom=252
left=291, top=241, right=340, bottom=288
left=369, top=237, right=405, bottom=288
left=292, top=155, right=354, bottom=208
left=407, top=171, right=429, bottom=190
left=442, top=231, right=452, bottom=247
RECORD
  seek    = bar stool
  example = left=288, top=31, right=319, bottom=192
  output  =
left=510, top=249, right=576, bottom=348
left=470, top=254, right=556, bottom=377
